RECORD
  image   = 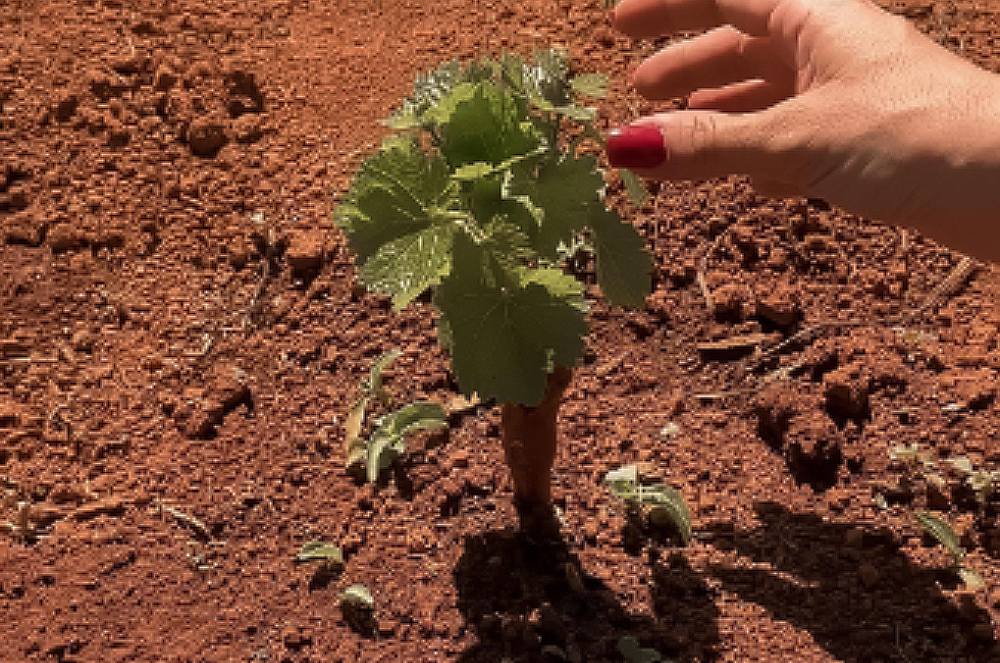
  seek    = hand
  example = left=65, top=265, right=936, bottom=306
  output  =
left=608, top=0, right=1000, bottom=260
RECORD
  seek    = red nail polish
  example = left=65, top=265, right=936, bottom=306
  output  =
left=607, top=125, right=666, bottom=169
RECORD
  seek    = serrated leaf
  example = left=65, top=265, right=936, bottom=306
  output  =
left=617, top=635, right=662, bottom=663
left=335, top=139, right=460, bottom=264
left=422, top=82, right=478, bottom=126
left=366, top=402, right=448, bottom=483
left=510, top=154, right=604, bottom=257
left=590, top=207, right=652, bottom=308
left=440, top=82, right=541, bottom=170
left=915, top=511, right=964, bottom=563
left=359, top=222, right=458, bottom=309
left=385, top=61, right=466, bottom=128
left=435, top=234, right=586, bottom=405
left=570, top=73, right=608, bottom=99
left=482, top=217, right=534, bottom=268
left=528, top=49, right=571, bottom=108
left=620, top=168, right=648, bottom=206
left=295, top=541, right=344, bottom=566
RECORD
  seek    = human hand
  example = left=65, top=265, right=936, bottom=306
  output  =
left=608, top=0, right=1000, bottom=260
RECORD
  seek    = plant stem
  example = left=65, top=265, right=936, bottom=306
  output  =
left=500, top=366, right=572, bottom=531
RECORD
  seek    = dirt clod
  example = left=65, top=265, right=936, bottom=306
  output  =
left=187, top=116, right=228, bottom=157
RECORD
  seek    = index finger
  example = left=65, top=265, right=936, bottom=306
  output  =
left=612, top=0, right=784, bottom=38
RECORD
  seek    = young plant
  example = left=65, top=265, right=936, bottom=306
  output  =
left=334, top=51, right=652, bottom=528
left=604, top=463, right=692, bottom=545
left=914, top=511, right=984, bottom=590
left=345, top=350, right=448, bottom=483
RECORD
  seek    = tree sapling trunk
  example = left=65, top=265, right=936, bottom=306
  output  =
left=500, top=366, right=572, bottom=531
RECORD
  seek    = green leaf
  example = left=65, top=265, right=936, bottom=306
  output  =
left=554, top=104, right=597, bottom=122
left=915, top=511, right=964, bottom=563
left=620, top=168, right=649, bottom=206
left=344, top=396, right=370, bottom=468
left=510, top=154, right=605, bottom=257
left=421, top=82, right=478, bottom=126
left=958, top=567, right=985, bottom=591
left=440, top=83, right=542, bottom=170
left=359, top=222, right=458, bottom=309
left=366, top=349, right=401, bottom=396
left=435, top=234, right=586, bottom=405
left=617, top=635, right=662, bottom=663
left=341, top=584, right=375, bottom=610
left=335, top=138, right=460, bottom=263
left=340, top=583, right=376, bottom=634
left=590, top=207, right=652, bottom=308
left=335, top=139, right=465, bottom=307
left=295, top=541, right=344, bottom=566
left=366, top=402, right=448, bottom=483
left=345, top=349, right=402, bottom=470
left=482, top=217, right=534, bottom=268
left=644, top=484, right=692, bottom=545
left=604, top=464, right=691, bottom=544
left=385, top=61, right=466, bottom=129
left=527, top=49, right=571, bottom=108
left=570, top=73, right=608, bottom=99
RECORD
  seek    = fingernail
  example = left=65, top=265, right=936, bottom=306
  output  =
left=607, top=125, right=666, bottom=169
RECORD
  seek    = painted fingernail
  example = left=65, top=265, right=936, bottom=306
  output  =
left=607, top=125, right=666, bottom=169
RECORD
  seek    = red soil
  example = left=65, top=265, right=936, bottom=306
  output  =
left=1, top=0, right=999, bottom=661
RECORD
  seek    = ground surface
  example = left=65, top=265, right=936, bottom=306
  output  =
left=1, top=0, right=1000, bottom=661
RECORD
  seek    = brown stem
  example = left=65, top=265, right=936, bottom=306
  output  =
left=500, top=366, right=572, bottom=524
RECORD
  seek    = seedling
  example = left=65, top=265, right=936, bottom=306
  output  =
left=334, top=50, right=652, bottom=527
left=915, top=511, right=984, bottom=590
left=295, top=540, right=344, bottom=588
left=345, top=350, right=449, bottom=482
left=340, top=583, right=376, bottom=635
left=604, top=463, right=691, bottom=545
left=890, top=444, right=999, bottom=505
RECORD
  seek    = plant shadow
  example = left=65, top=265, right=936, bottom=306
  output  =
left=454, top=526, right=720, bottom=662
left=705, top=502, right=997, bottom=661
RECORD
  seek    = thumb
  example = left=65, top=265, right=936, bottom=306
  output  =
left=607, top=107, right=793, bottom=183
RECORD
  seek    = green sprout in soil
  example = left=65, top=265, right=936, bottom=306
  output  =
left=914, top=511, right=984, bottom=590
left=334, top=50, right=652, bottom=530
left=345, top=349, right=449, bottom=483
left=604, top=463, right=691, bottom=545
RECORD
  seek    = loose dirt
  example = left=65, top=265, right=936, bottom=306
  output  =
left=1, top=0, right=999, bottom=661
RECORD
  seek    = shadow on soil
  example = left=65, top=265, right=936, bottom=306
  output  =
left=454, top=527, right=720, bottom=662
left=705, top=502, right=997, bottom=661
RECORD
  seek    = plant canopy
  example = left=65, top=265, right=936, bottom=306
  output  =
left=335, top=51, right=651, bottom=406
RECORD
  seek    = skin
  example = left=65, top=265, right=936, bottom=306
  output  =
left=611, top=0, right=1000, bottom=261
